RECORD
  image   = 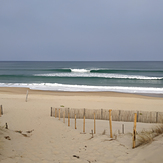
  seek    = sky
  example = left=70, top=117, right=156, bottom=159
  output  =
left=0, top=0, right=163, bottom=61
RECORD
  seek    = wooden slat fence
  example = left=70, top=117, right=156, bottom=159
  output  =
left=51, top=107, right=163, bottom=123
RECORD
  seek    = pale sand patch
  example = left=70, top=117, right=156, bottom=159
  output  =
left=0, top=87, right=163, bottom=163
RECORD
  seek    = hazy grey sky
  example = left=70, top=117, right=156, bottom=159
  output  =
left=0, top=0, right=163, bottom=61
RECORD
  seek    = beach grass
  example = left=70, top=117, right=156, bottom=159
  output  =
left=137, top=123, right=163, bottom=146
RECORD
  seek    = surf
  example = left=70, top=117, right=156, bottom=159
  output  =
left=0, top=82, right=163, bottom=94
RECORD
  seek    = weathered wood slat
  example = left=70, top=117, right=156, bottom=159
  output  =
left=50, top=107, right=163, bottom=124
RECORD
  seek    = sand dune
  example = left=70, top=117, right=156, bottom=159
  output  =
left=0, top=87, right=163, bottom=163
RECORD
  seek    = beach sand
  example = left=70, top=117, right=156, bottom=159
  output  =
left=0, top=87, right=163, bottom=163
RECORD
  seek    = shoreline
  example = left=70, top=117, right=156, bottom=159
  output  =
left=0, top=87, right=163, bottom=99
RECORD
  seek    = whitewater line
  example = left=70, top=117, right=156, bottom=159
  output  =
left=34, top=73, right=163, bottom=80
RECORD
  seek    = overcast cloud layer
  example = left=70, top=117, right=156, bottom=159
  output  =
left=0, top=0, right=163, bottom=61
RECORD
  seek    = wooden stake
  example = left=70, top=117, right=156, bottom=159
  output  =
left=109, top=110, right=113, bottom=138
left=83, top=115, right=85, bottom=133
left=55, top=108, right=57, bottom=118
left=122, top=124, right=124, bottom=134
left=1, top=105, right=3, bottom=115
left=94, top=112, right=96, bottom=134
left=50, top=107, right=52, bottom=116
left=63, top=110, right=65, bottom=123
left=83, top=108, right=86, bottom=133
left=156, top=112, right=158, bottom=123
left=133, top=113, right=137, bottom=148
left=5, top=123, right=8, bottom=129
left=0, top=105, right=1, bottom=117
left=91, top=129, right=94, bottom=138
left=75, top=114, right=77, bottom=129
left=26, top=90, right=28, bottom=102
left=68, top=110, right=70, bottom=127
left=59, top=109, right=60, bottom=120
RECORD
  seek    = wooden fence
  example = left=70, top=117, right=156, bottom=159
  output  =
left=51, top=107, right=163, bottom=123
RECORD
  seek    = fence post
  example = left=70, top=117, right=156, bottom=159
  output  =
left=59, top=109, right=60, bottom=120
left=50, top=107, right=52, bottom=116
left=75, top=114, right=77, bottom=129
left=156, top=112, right=158, bottom=123
left=137, top=111, right=139, bottom=122
left=83, top=115, right=85, bottom=133
left=91, top=130, right=94, bottom=138
left=55, top=108, right=57, bottom=118
left=68, top=108, right=70, bottom=126
left=122, top=124, right=124, bottom=134
left=109, top=110, right=113, bottom=138
left=5, top=123, right=8, bottom=129
left=94, top=112, right=96, bottom=134
left=26, top=90, right=28, bottom=102
left=133, top=113, right=137, bottom=148
left=119, top=110, right=121, bottom=121
left=83, top=108, right=85, bottom=133
left=101, top=109, right=103, bottom=120
left=1, top=105, right=3, bottom=115
left=0, top=105, right=1, bottom=117
left=63, top=110, right=65, bottom=123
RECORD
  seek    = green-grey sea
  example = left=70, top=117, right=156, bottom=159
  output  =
left=0, top=61, right=163, bottom=94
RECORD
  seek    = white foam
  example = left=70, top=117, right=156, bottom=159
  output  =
left=70, top=69, right=90, bottom=73
left=34, top=73, right=163, bottom=80
left=0, top=83, right=163, bottom=94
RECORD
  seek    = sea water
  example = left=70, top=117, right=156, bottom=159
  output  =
left=0, top=61, right=163, bottom=94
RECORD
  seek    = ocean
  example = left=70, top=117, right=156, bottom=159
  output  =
left=0, top=61, right=163, bottom=95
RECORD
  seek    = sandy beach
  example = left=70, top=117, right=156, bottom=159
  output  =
left=0, top=87, right=163, bottom=163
